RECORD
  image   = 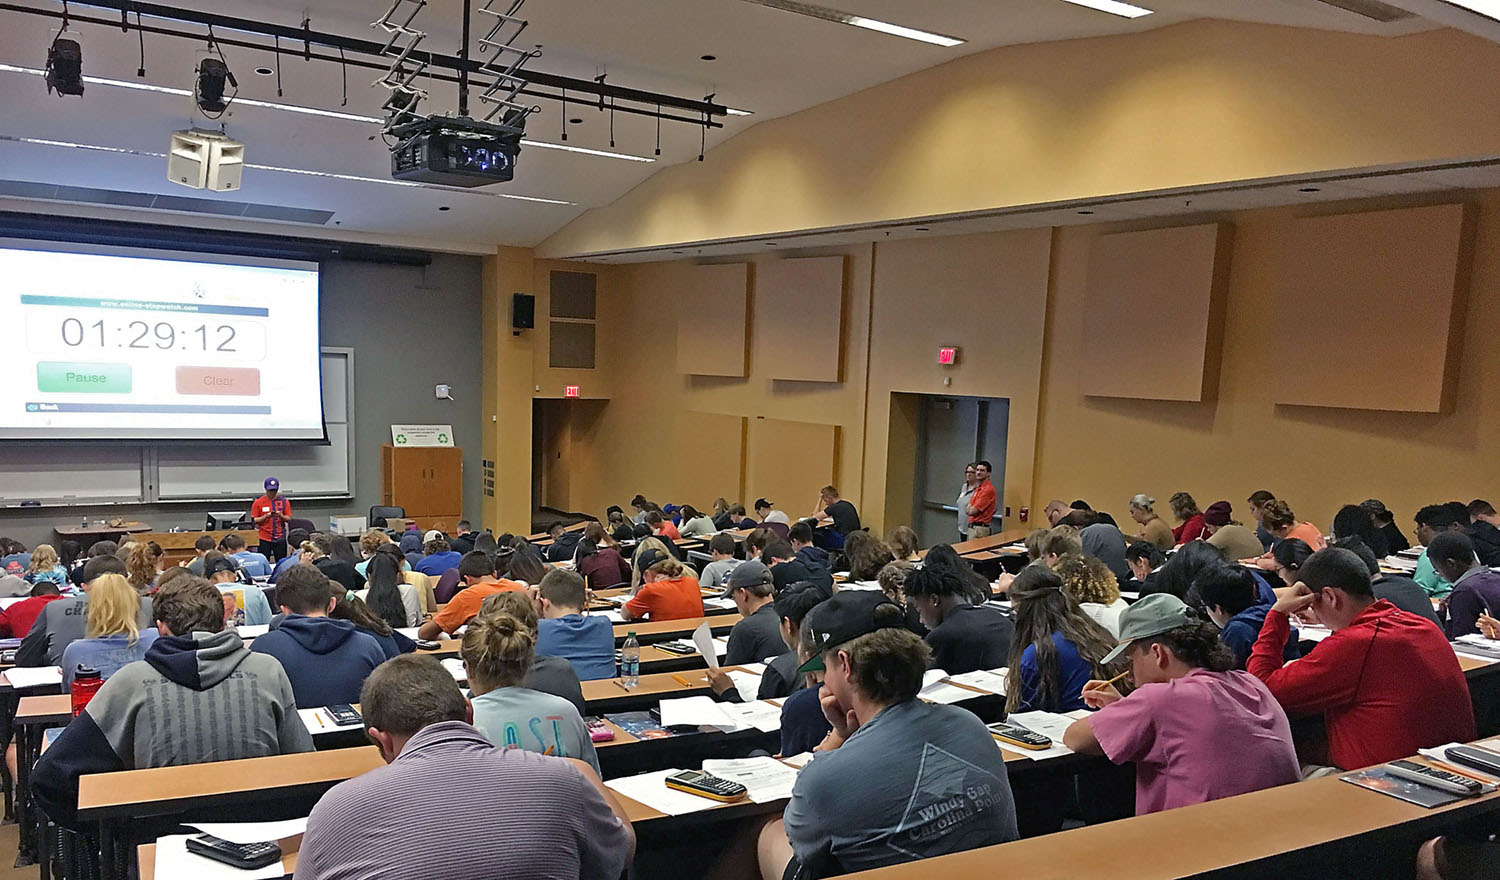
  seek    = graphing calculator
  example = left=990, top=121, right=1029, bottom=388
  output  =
left=185, top=834, right=282, bottom=869
left=665, top=769, right=749, bottom=802
left=986, top=722, right=1053, bottom=750
left=657, top=640, right=697, bottom=655
left=585, top=717, right=616, bottom=743
left=1384, top=760, right=1484, bottom=796
left=326, top=704, right=363, bottom=727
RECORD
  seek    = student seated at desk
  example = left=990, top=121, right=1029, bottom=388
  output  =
left=678, top=504, right=717, bottom=538
left=711, top=498, right=737, bottom=531
left=1128, top=494, right=1176, bottom=552
left=757, top=591, right=1018, bottom=880
left=269, top=528, right=311, bottom=583
left=1195, top=565, right=1298, bottom=667
left=844, top=530, right=895, bottom=582
left=1062, top=594, right=1299, bottom=814
left=1254, top=500, right=1326, bottom=562
left=629, top=536, right=678, bottom=594
left=1427, top=531, right=1500, bottom=638
left=536, top=569, right=617, bottom=681
left=1169, top=492, right=1207, bottom=544
left=1125, top=541, right=1166, bottom=594
left=250, top=563, right=386, bottom=708
left=356, top=528, right=398, bottom=576
left=544, top=521, right=582, bottom=562
left=608, top=507, right=635, bottom=543
left=222, top=532, right=272, bottom=579
left=807, top=484, right=860, bottom=551
left=1202, top=501, right=1267, bottom=561
left=698, top=533, right=741, bottom=590
left=23, top=543, right=68, bottom=587
left=778, top=607, right=836, bottom=757
left=329, top=582, right=416, bottom=660
left=886, top=525, right=921, bottom=563
left=754, top=497, right=791, bottom=526
left=418, top=551, right=524, bottom=640
left=0, top=579, right=63, bottom=638
left=621, top=549, right=703, bottom=622
left=1247, top=547, right=1474, bottom=772
left=644, top=509, right=681, bottom=542
left=294, top=654, right=633, bottom=880
left=17, top=555, right=154, bottom=668
left=481, top=590, right=586, bottom=715
left=413, top=531, right=463, bottom=577
left=1054, top=553, right=1130, bottom=637
left=923, top=543, right=991, bottom=606
left=789, top=521, right=832, bottom=573
left=763, top=539, right=835, bottom=595
left=575, top=534, right=631, bottom=592
left=59, top=573, right=158, bottom=688
left=756, top=583, right=830, bottom=701
left=353, top=549, right=423, bottom=629
left=308, top=534, right=367, bottom=593
left=33, top=575, right=312, bottom=827
left=707, top=562, right=783, bottom=696
left=1006, top=566, right=1124, bottom=714
left=124, top=540, right=164, bottom=592
left=906, top=563, right=1013, bottom=674
left=205, top=552, right=274, bottom=626
left=463, top=612, right=601, bottom=774
left=184, top=534, right=217, bottom=576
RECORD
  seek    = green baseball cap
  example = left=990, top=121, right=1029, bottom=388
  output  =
left=1100, top=593, right=1195, bottom=665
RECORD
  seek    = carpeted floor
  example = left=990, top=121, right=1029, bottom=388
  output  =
left=0, top=821, right=39, bottom=880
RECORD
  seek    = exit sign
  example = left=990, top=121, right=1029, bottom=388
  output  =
left=938, top=346, right=959, bottom=366
left=564, top=385, right=580, bottom=398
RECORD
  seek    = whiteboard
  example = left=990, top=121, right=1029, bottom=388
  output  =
left=156, top=351, right=353, bottom=499
left=0, top=446, right=145, bottom=504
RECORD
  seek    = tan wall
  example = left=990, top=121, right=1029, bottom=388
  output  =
left=540, top=22, right=1500, bottom=257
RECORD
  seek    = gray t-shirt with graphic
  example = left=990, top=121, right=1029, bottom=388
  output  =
left=469, top=686, right=600, bottom=776
left=784, top=699, right=1018, bottom=874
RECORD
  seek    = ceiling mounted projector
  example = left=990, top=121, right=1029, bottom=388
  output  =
left=389, top=115, right=525, bottom=187
left=168, top=129, right=244, bottom=191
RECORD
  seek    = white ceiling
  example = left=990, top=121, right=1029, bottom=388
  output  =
left=0, top=0, right=1447, bottom=252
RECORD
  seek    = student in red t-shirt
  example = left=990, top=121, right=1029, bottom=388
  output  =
left=621, top=549, right=702, bottom=622
left=1247, top=546, right=1474, bottom=773
left=0, top=580, right=64, bottom=637
left=251, top=477, right=292, bottom=562
left=644, top=511, right=681, bottom=542
left=966, top=460, right=998, bottom=538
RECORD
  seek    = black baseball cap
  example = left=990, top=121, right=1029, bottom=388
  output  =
left=636, top=547, right=668, bottom=573
left=205, top=556, right=239, bottom=577
left=754, top=498, right=774, bottom=509
left=796, top=590, right=907, bottom=674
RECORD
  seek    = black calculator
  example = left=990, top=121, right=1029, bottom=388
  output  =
left=185, top=834, right=283, bottom=869
left=665, top=769, right=749, bottom=802
left=326, top=704, right=363, bottom=727
left=987, top=722, right=1053, bottom=750
left=657, top=640, right=696, bottom=655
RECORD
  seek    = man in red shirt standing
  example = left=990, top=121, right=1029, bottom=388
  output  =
left=251, top=477, right=292, bottom=562
left=1247, top=547, right=1474, bottom=773
left=966, top=460, right=997, bottom=539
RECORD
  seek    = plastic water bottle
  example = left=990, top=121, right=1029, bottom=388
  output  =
left=621, top=632, right=640, bottom=687
left=71, top=665, right=102, bottom=717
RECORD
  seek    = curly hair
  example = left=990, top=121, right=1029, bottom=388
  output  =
left=1052, top=553, right=1120, bottom=606
left=1137, top=620, right=1237, bottom=672
left=1260, top=499, right=1297, bottom=532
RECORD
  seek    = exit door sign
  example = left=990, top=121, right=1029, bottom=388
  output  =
left=564, top=385, right=581, bottom=398
left=938, top=346, right=959, bottom=365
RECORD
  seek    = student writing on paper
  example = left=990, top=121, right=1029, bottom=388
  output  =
left=1427, top=531, right=1500, bottom=638
left=620, top=549, right=704, bottom=622
left=17, top=555, right=154, bottom=668
left=1195, top=565, right=1298, bottom=668
left=34, top=575, right=312, bottom=828
left=462, top=612, right=600, bottom=774
left=843, top=531, right=896, bottom=583
left=250, top=564, right=386, bottom=708
left=294, top=655, right=633, bottom=880
left=758, top=590, right=1017, bottom=879
left=1062, top=594, right=1299, bottom=814
left=905, top=563, right=1013, bottom=674
left=1246, top=547, right=1474, bottom=773
left=698, top=533, right=742, bottom=591
left=1006, top=566, right=1126, bottom=714
left=328, top=582, right=417, bottom=660
left=418, top=551, right=525, bottom=640
left=535, top=569, right=617, bottom=681
left=480, top=590, right=586, bottom=715
left=59, top=573, right=158, bottom=688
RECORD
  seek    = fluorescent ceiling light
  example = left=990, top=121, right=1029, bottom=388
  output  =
left=739, top=1, right=965, bottom=47
left=0, top=134, right=575, bottom=204
left=1, top=63, right=664, bottom=162
left=1440, top=1, right=1500, bottom=21
left=1058, top=0, right=1155, bottom=18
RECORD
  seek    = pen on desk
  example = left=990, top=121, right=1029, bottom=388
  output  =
left=1085, top=669, right=1131, bottom=692
left=614, top=679, right=630, bottom=691
left=672, top=674, right=692, bottom=687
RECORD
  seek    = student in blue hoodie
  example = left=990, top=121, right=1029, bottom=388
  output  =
left=788, top=521, right=831, bottom=573
left=535, top=569, right=616, bottom=680
left=33, top=575, right=311, bottom=828
left=1195, top=564, right=1299, bottom=668
left=250, top=564, right=387, bottom=707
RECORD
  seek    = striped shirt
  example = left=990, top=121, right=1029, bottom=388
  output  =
left=294, top=721, right=631, bottom=880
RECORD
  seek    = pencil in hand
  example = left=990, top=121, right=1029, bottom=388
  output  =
left=1084, top=669, right=1131, bottom=692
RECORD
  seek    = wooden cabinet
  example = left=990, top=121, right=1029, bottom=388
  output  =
left=381, top=445, right=463, bottom=523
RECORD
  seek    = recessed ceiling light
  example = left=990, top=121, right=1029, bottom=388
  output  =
left=738, top=0, right=965, bottom=47
left=672, top=250, right=685, bottom=254
left=1439, top=2, right=1500, bottom=22
left=1077, top=210, right=1095, bottom=215
left=701, top=54, right=717, bottom=61
left=569, top=117, right=583, bottom=124
left=1298, top=186, right=1321, bottom=193
left=914, top=227, right=929, bottom=231
left=438, top=206, right=451, bottom=211
left=765, top=242, right=778, bottom=246
left=1058, top=0, right=1155, bottom=18
left=254, top=66, right=275, bottom=76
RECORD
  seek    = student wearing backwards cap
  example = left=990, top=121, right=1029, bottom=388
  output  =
left=1062, top=593, right=1299, bottom=815
left=251, top=476, right=292, bottom=562
left=757, top=590, right=1018, bottom=880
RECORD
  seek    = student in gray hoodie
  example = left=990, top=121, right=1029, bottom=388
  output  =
left=33, top=575, right=312, bottom=828
left=251, top=564, right=387, bottom=708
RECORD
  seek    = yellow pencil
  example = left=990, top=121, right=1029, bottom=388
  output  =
left=672, top=674, right=693, bottom=687
left=1085, top=669, right=1131, bottom=692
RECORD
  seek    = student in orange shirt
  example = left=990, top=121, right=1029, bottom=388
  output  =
left=418, top=552, right=524, bottom=639
left=620, top=549, right=703, bottom=622
left=1254, top=500, right=1326, bottom=570
left=644, top=511, right=682, bottom=542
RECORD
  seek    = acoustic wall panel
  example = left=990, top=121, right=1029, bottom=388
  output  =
left=676, top=263, right=750, bottom=377
left=745, top=417, right=839, bottom=515
left=1080, top=223, right=1230, bottom=401
left=675, top=412, right=747, bottom=502
left=754, top=256, right=846, bottom=382
left=1272, top=204, right=1468, bottom=413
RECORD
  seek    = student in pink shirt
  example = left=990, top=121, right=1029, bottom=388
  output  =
left=1062, top=594, right=1300, bottom=815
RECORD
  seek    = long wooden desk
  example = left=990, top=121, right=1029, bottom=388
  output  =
left=917, top=529, right=1030, bottom=559
left=53, top=521, right=152, bottom=541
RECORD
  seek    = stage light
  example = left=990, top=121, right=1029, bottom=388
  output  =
left=194, top=57, right=236, bottom=115
left=45, top=38, right=84, bottom=96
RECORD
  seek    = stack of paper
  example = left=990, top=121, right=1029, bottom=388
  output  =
left=918, top=669, right=977, bottom=705
left=704, top=597, right=738, bottom=611
left=396, top=627, right=422, bottom=640
left=600, top=609, right=627, bottom=623
left=781, top=752, right=816, bottom=768
left=440, top=657, right=467, bottom=682
left=298, top=708, right=363, bottom=733
left=947, top=668, right=1008, bottom=696
left=1003, top=711, right=1078, bottom=761
left=658, top=696, right=748, bottom=732
left=838, top=581, right=883, bottom=592
left=728, top=671, right=764, bottom=702
left=605, top=769, right=726, bottom=815
left=720, top=700, right=782, bottom=732
left=3, top=667, right=62, bottom=689
left=702, top=756, right=800, bottom=802
left=236, top=624, right=270, bottom=638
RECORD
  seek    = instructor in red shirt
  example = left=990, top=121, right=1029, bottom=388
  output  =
left=966, top=460, right=997, bottom=539
left=1247, top=546, right=1473, bottom=772
left=251, top=477, right=292, bottom=562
